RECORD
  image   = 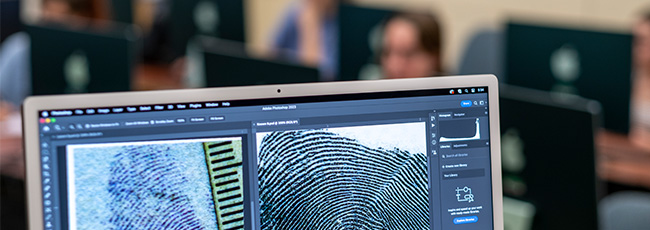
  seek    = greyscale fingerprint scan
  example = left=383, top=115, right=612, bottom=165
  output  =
left=257, top=123, right=430, bottom=229
left=67, top=138, right=243, bottom=230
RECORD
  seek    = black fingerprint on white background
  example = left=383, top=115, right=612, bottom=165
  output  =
left=258, top=130, right=429, bottom=230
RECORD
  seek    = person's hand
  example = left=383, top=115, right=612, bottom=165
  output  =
left=297, top=0, right=325, bottom=67
left=297, top=0, right=338, bottom=67
left=0, top=100, right=16, bottom=121
left=0, top=100, right=23, bottom=179
left=301, top=0, right=337, bottom=22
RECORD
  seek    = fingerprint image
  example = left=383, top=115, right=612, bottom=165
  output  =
left=67, top=137, right=242, bottom=230
left=257, top=123, right=429, bottom=229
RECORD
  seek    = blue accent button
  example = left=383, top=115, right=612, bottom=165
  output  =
left=461, top=100, right=472, bottom=107
left=453, top=216, right=478, bottom=225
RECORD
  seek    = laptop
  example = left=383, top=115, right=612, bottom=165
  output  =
left=27, top=21, right=140, bottom=96
left=23, top=75, right=503, bottom=230
left=504, top=22, right=632, bottom=134
left=338, top=3, right=394, bottom=81
left=500, top=85, right=601, bottom=230
left=188, top=36, right=320, bottom=87
left=169, top=0, right=246, bottom=59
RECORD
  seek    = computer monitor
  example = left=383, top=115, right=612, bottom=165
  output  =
left=504, top=22, right=632, bottom=133
left=27, top=22, right=140, bottom=96
left=0, top=0, right=21, bottom=43
left=169, top=0, right=246, bottom=59
left=23, top=75, right=504, bottom=230
left=110, top=0, right=133, bottom=24
left=338, top=3, right=394, bottom=81
left=194, top=37, right=320, bottom=87
left=500, top=85, right=601, bottom=230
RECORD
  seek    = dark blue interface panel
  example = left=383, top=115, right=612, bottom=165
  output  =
left=35, top=87, right=492, bottom=230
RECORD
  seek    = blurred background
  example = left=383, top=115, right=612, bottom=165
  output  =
left=2, top=0, right=650, bottom=229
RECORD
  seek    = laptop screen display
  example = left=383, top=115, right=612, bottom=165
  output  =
left=35, top=86, right=493, bottom=230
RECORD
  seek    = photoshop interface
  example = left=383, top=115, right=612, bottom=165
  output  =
left=36, top=87, right=492, bottom=230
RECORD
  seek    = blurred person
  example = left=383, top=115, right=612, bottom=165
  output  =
left=631, top=12, right=650, bottom=150
left=1, top=2, right=110, bottom=228
left=271, top=0, right=340, bottom=81
left=0, top=0, right=109, bottom=107
left=599, top=12, right=650, bottom=230
left=381, top=11, right=442, bottom=79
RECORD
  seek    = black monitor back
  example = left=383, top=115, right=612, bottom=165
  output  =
left=200, top=38, right=319, bottom=87
left=170, top=0, right=246, bottom=59
left=338, top=4, right=394, bottom=81
left=1, top=0, right=21, bottom=43
left=500, top=85, right=602, bottom=230
left=27, top=22, right=139, bottom=95
left=110, top=0, right=133, bottom=24
left=504, top=22, right=632, bottom=133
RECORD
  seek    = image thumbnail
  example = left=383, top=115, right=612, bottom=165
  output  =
left=67, top=137, right=244, bottom=230
left=257, top=122, right=430, bottom=229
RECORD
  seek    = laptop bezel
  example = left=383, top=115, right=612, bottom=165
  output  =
left=23, top=74, right=503, bottom=230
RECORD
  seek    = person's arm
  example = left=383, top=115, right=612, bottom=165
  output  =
left=0, top=32, right=31, bottom=107
left=297, top=1, right=324, bottom=67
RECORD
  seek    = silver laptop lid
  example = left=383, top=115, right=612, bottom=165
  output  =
left=23, top=75, right=503, bottom=230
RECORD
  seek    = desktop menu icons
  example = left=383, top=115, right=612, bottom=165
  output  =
left=39, top=118, right=56, bottom=124
left=449, top=87, right=485, bottom=95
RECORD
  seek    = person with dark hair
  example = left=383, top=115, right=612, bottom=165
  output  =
left=41, top=0, right=110, bottom=21
left=380, top=11, right=442, bottom=79
left=630, top=12, right=650, bottom=150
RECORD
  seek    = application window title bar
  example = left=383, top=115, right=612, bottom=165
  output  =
left=38, top=87, right=488, bottom=118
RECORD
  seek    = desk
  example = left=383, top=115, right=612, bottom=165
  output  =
left=598, top=131, right=650, bottom=189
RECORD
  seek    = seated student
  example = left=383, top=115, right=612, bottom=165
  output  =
left=380, top=11, right=443, bottom=79
left=270, top=0, right=340, bottom=81
left=0, top=0, right=109, bottom=107
left=631, top=12, right=650, bottom=150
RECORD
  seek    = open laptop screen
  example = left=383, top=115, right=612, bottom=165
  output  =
left=31, top=85, right=494, bottom=230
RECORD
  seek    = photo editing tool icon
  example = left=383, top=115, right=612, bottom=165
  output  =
left=456, top=186, right=475, bottom=203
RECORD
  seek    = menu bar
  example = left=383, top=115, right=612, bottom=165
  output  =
left=38, top=87, right=488, bottom=118
left=41, top=114, right=230, bottom=133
